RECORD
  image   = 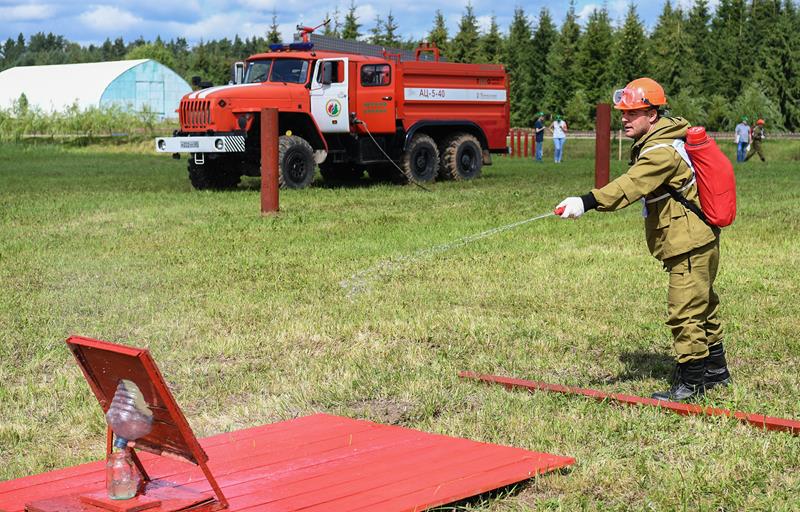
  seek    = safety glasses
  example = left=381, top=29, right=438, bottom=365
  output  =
left=612, top=87, right=654, bottom=109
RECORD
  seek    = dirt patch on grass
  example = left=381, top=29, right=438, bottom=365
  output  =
left=348, top=398, right=414, bottom=425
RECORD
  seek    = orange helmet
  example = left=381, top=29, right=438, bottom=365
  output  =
left=757, top=119, right=765, bottom=125
left=612, top=78, right=668, bottom=111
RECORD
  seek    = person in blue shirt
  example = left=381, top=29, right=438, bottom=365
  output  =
left=734, top=117, right=751, bottom=162
left=533, top=112, right=545, bottom=162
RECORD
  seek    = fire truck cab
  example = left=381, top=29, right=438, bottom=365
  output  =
left=155, top=37, right=509, bottom=190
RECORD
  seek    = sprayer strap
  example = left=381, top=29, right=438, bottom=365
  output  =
left=644, top=176, right=695, bottom=204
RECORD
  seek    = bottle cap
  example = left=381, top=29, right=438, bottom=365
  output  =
left=686, top=126, right=708, bottom=146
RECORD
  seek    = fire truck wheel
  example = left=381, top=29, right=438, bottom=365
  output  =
left=187, top=157, right=241, bottom=190
left=440, top=133, right=482, bottom=180
left=319, top=161, right=364, bottom=183
left=278, top=135, right=315, bottom=189
left=401, top=134, right=439, bottom=183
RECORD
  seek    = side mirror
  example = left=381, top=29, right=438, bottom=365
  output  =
left=191, top=76, right=201, bottom=87
left=232, top=61, right=245, bottom=84
left=322, top=62, right=333, bottom=85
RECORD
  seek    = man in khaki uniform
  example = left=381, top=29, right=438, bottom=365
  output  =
left=745, top=118, right=766, bottom=162
left=556, top=77, right=731, bottom=401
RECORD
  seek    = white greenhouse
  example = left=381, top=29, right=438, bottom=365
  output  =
left=0, top=59, right=190, bottom=119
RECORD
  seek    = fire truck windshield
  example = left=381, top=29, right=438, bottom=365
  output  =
left=245, top=59, right=309, bottom=84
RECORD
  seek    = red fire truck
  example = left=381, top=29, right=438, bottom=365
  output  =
left=155, top=32, right=509, bottom=189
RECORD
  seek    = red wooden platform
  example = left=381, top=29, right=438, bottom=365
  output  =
left=460, top=371, right=800, bottom=436
left=0, top=414, right=574, bottom=512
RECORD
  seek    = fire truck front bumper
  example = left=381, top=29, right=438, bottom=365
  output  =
left=155, top=135, right=246, bottom=153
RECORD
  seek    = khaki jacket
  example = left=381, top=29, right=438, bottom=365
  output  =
left=591, top=117, right=717, bottom=261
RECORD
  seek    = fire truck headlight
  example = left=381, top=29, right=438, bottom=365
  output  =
left=157, top=139, right=166, bottom=150
left=215, top=138, right=224, bottom=150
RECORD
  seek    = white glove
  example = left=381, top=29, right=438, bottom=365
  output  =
left=556, top=197, right=585, bottom=219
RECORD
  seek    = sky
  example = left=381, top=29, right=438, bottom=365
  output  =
left=1, top=0, right=719, bottom=47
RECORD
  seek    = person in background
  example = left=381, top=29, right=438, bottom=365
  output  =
left=533, top=112, right=545, bottom=162
left=734, top=116, right=751, bottom=162
left=745, top=119, right=766, bottom=162
left=555, top=77, right=730, bottom=402
left=549, top=114, right=568, bottom=163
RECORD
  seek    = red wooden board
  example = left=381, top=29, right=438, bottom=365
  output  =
left=0, top=414, right=574, bottom=512
left=460, top=371, right=800, bottom=436
left=65, top=336, right=208, bottom=465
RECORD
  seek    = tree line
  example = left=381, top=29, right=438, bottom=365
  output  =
left=1, top=0, right=799, bottom=131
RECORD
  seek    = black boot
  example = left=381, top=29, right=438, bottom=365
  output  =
left=652, top=358, right=706, bottom=401
left=705, top=343, right=731, bottom=390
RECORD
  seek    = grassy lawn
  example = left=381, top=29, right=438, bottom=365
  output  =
left=1, top=140, right=798, bottom=510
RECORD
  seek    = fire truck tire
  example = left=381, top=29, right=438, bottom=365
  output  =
left=400, top=134, right=439, bottom=183
left=187, top=157, right=241, bottom=190
left=440, top=133, right=482, bottom=180
left=278, top=135, right=315, bottom=189
left=319, top=161, right=364, bottom=183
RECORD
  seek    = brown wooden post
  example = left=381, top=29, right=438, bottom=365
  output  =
left=523, top=131, right=529, bottom=158
left=516, top=131, right=522, bottom=158
left=261, top=108, right=279, bottom=214
left=595, top=103, right=611, bottom=188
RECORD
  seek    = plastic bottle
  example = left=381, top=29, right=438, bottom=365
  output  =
left=106, top=448, right=140, bottom=499
left=105, top=379, right=154, bottom=449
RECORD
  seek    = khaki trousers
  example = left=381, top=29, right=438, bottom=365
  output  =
left=663, top=239, right=723, bottom=363
left=745, top=140, right=765, bottom=161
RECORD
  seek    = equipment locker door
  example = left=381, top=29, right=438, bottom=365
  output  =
left=354, top=62, right=396, bottom=133
left=310, top=58, right=350, bottom=133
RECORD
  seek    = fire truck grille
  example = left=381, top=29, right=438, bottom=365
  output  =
left=180, top=100, right=212, bottom=129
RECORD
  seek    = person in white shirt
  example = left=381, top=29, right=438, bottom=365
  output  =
left=549, top=115, right=568, bottom=163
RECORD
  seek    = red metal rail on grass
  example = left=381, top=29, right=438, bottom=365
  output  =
left=459, top=371, right=800, bottom=436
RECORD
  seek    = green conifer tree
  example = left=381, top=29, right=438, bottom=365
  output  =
left=369, top=15, right=386, bottom=46
left=479, top=15, right=502, bottom=64
left=751, top=0, right=800, bottom=130
left=576, top=7, right=615, bottom=109
left=342, top=0, right=362, bottom=40
left=613, top=4, right=648, bottom=84
left=686, top=0, right=712, bottom=91
left=707, top=0, right=748, bottom=100
left=544, top=1, right=581, bottom=115
left=267, top=11, right=281, bottom=44
left=427, top=10, right=449, bottom=59
left=450, top=3, right=481, bottom=63
left=323, top=8, right=341, bottom=37
left=384, top=11, right=401, bottom=47
left=504, top=7, right=533, bottom=126
left=530, top=8, right=557, bottom=114
left=649, top=1, right=695, bottom=95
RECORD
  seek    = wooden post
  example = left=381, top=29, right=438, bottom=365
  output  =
left=516, top=131, right=522, bottom=158
left=261, top=108, right=279, bottom=214
left=595, top=103, right=611, bottom=188
left=618, top=129, right=623, bottom=161
left=523, top=131, right=529, bottom=158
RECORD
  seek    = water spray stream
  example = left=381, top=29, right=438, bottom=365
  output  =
left=340, top=210, right=557, bottom=297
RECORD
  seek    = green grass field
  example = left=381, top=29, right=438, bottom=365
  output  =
left=1, top=140, right=798, bottom=510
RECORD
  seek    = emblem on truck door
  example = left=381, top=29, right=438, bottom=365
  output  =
left=325, top=99, right=342, bottom=117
